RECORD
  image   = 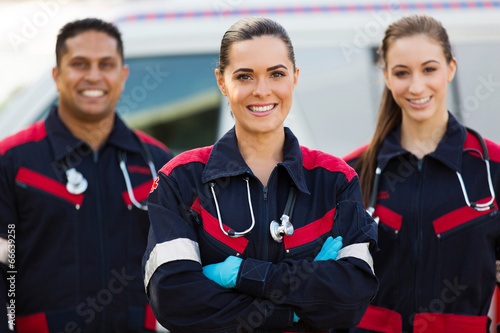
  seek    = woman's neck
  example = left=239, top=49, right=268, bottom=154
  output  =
left=400, top=112, right=448, bottom=159
left=236, top=128, right=285, bottom=186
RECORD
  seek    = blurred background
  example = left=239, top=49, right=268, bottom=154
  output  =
left=0, top=0, right=499, bottom=331
left=0, top=0, right=499, bottom=158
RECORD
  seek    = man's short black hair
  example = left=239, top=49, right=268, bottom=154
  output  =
left=55, top=18, right=124, bottom=67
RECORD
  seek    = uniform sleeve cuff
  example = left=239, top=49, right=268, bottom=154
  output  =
left=236, top=258, right=271, bottom=297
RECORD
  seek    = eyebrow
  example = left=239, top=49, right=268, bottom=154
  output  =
left=70, top=55, right=118, bottom=62
left=391, top=60, right=440, bottom=70
left=232, top=64, right=288, bottom=74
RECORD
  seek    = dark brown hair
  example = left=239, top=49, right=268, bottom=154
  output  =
left=218, top=17, right=296, bottom=74
left=357, top=15, right=454, bottom=207
left=55, top=18, right=124, bottom=67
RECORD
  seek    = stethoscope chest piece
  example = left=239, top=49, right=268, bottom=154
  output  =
left=270, top=215, right=294, bottom=243
left=66, top=168, right=88, bottom=195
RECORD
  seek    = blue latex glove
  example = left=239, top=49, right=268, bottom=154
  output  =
left=202, top=256, right=243, bottom=288
left=314, top=236, right=343, bottom=261
left=293, top=312, right=300, bottom=323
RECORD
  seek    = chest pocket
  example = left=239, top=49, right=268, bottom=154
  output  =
left=190, top=198, right=248, bottom=265
left=15, top=167, right=84, bottom=209
left=432, top=199, right=498, bottom=240
left=373, top=204, right=402, bottom=240
left=284, top=207, right=337, bottom=260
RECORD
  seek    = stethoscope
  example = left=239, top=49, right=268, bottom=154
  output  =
left=209, top=177, right=297, bottom=243
left=367, top=127, right=496, bottom=218
left=63, top=141, right=156, bottom=211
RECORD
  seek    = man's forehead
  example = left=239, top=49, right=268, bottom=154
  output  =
left=63, top=31, right=120, bottom=60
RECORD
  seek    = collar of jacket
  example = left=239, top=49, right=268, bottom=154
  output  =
left=377, top=111, right=467, bottom=173
left=45, top=105, right=144, bottom=161
left=201, top=126, right=310, bottom=194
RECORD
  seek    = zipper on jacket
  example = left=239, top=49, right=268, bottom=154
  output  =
left=94, top=151, right=107, bottom=330
left=262, top=184, right=270, bottom=261
left=414, top=156, right=425, bottom=312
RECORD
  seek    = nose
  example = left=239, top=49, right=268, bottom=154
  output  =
left=252, top=78, right=271, bottom=98
left=408, top=73, right=425, bottom=95
left=85, top=63, right=102, bottom=82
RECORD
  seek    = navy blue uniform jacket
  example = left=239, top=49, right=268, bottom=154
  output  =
left=343, top=113, right=500, bottom=333
left=0, top=107, right=172, bottom=332
left=143, top=127, right=378, bottom=332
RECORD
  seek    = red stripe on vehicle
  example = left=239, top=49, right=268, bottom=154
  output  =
left=160, top=146, right=212, bottom=176
left=191, top=198, right=248, bottom=254
left=134, top=129, right=170, bottom=153
left=357, top=305, right=402, bottom=333
left=432, top=197, right=497, bottom=235
left=284, top=208, right=335, bottom=250
left=374, top=205, right=402, bottom=231
left=0, top=120, right=46, bottom=155
left=16, top=167, right=84, bottom=206
left=301, top=146, right=357, bottom=182
left=17, top=312, right=50, bottom=333
left=122, top=179, right=154, bottom=206
left=413, top=312, right=487, bottom=332
left=144, top=303, right=157, bottom=330
left=342, top=143, right=369, bottom=163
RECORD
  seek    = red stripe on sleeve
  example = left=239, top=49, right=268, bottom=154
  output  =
left=0, top=120, right=46, bottom=155
left=464, top=131, right=500, bottom=163
left=342, top=143, right=369, bottom=163
left=301, top=146, right=357, bottom=182
left=433, top=198, right=497, bottom=235
left=284, top=208, right=335, bottom=249
left=373, top=204, right=402, bottom=231
left=134, top=129, right=170, bottom=153
left=16, top=167, right=84, bottom=207
left=144, top=303, right=157, bottom=330
left=191, top=198, right=248, bottom=254
left=160, top=146, right=212, bottom=176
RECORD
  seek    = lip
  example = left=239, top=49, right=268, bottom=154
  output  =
left=247, top=103, right=277, bottom=117
left=406, top=96, right=432, bottom=109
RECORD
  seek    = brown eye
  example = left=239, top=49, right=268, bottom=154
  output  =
left=271, top=71, right=285, bottom=78
left=237, top=74, right=251, bottom=81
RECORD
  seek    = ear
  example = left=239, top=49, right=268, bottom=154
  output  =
left=447, top=58, right=457, bottom=82
left=215, top=69, right=227, bottom=96
left=382, top=68, right=391, bottom=91
left=52, top=66, right=61, bottom=91
left=293, top=67, right=299, bottom=90
left=121, top=64, right=130, bottom=91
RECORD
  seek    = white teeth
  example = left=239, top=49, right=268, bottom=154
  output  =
left=249, top=104, right=275, bottom=112
left=81, top=90, right=104, bottom=97
left=410, top=97, right=430, bottom=104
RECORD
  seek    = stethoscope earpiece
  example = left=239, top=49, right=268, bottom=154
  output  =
left=66, top=168, right=88, bottom=195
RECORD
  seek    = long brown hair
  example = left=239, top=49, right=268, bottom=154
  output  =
left=356, top=15, right=454, bottom=207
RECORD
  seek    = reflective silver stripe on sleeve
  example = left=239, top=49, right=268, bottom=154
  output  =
left=0, top=237, right=8, bottom=265
left=337, top=242, right=374, bottom=274
left=144, top=238, right=201, bottom=291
